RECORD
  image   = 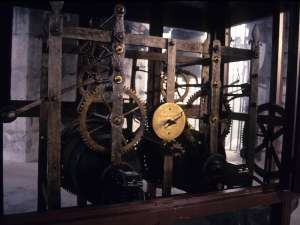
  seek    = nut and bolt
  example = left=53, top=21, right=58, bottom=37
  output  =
left=115, top=45, right=124, bottom=54
left=116, top=5, right=125, bottom=14
left=54, top=27, right=60, bottom=32
left=114, top=116, right=122, bottom=125
left=115, top=66, right=121, bottom=72
left=213, top=56, right=219, bottom=63
left=114, top=75, right=122, bottom=84
left=169, top=41, right=175, bottom=46
left=211, top=116, right=218, bottom=123
left=52, top=96, right=57, bottom=101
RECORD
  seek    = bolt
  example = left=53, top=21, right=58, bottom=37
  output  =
left=114, top=75, right=122, bottom=84
left=114, top=116, right=122, bottom=125
left=116, top=5, right=125, bottom=14
left=211, top=116, right=218, bottom=123
left=213, top=80, right=218, bottom=87
left=7, top=111, right=16, bottom=118
left=170, top=41, right=175, bottom=46
left=115, top=66, right=121, bottom=72
left=54, top=27, right=60, bottom=32
left=53, top=165, right=57, bottom=169
left=115, top=45, right=124, bottom=54
left=213, top=56, right=219, bottom=63
left=41, top=136, right=44, bottom=139
left=251, top=102, right=257, bottom=107
left=52, top=96, right=57, bottom=101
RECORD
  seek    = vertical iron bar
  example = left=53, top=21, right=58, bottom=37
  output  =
left=46, top=2, right=69, bottom=210
left=247, top=24, right=260, bottom=177
left=200, top=37, right=210, bottom=135
left=37, top=53, right=48, bottom=211
left=209, top=40, right=221, bottom=155
left=110, top=5, right=125, bottom=163
left=162, top=39, right=176, bottom=197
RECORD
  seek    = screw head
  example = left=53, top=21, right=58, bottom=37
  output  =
left=213, top=56, right=219, bottom=63
left=211, top=116, right=218, bottom=123
left=114, top=116, right=122, bottom=125
left=115, top=45, right=124, bottom=54
left=213, top=80, right=218, bottom=87
left=54, top=27, right=60, bottom=32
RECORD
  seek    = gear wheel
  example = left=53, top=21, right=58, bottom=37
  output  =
left=78, top=85, right=147, bottom=154
left=100, top=161, right=136, bottom=204
left=184, top=91, right=232, bottom=146
left=77, top=62, right=110, bottom=101
left=242, top=103, right=285, bottom=180
left=160, top=70, right=190, bottom=103
left=79, top=42, right=112, bottom=67
left=203, top=154, right=226, bottom=185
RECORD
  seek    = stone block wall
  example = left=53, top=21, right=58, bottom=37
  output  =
left=3, top=6, right=78, bottom=162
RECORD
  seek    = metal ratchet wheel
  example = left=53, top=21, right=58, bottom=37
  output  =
left=241, top=103, right=285, bottom=180
left=78, top=85, right=147, bottom=154
left=184, top=90, right=232, bottom=146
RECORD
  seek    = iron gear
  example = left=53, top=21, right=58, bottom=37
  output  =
left=242, top=103, right=284, bottom=180
left=184, top=90, right=232, bottom=146
left=203, top=154, right=226, bottom=185
left=78, top=85, right=147, bottom=154
left=160, top=70, right=190, bottom=103
left=77, top=62, right=110, bottom=101
left=79, top=42, right=112, bottom=67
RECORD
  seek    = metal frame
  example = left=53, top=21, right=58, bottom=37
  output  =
left=1, top=1, right=300, bottom=224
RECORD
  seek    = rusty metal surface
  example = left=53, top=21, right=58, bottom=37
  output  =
left=209, top=40, right=221, bottom=155
left=125, top=34, right=204, bottom=53
left=246, top=24, right=260, bottom=176
left=161, top=39, right=177, bottom=197
left=63, top=27, right=112, bottom=42
left=110, top=5, right=125, bottom=163
left=44, top=2, right=70, bottom=210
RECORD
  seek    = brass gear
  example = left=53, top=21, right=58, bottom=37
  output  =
left=184, top=90, right=232, bottom=146
left=78, top=85, right=147, bottom=154
left=77, top=62, right=110, bottom=101
left=160, top=70, right=190, bottom=103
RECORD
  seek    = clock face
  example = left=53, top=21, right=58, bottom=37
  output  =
left=152, top=102, right=186, bottom=140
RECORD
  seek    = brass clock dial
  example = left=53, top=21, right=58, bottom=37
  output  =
left=152, top=102, right=186, bottom=140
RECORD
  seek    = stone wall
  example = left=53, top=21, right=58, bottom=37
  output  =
left=3, top=6, right=78, bottom=162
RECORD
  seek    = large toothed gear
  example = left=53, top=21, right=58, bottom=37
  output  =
left=241, top=103, right=284, bottom=180
left=160, top=70, right=190, bottom=103
left=77, top=62, right=110, bottom=100
left=184, top=90, right=232, bottom=146
left=78, top=85, right=147, bottom=154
